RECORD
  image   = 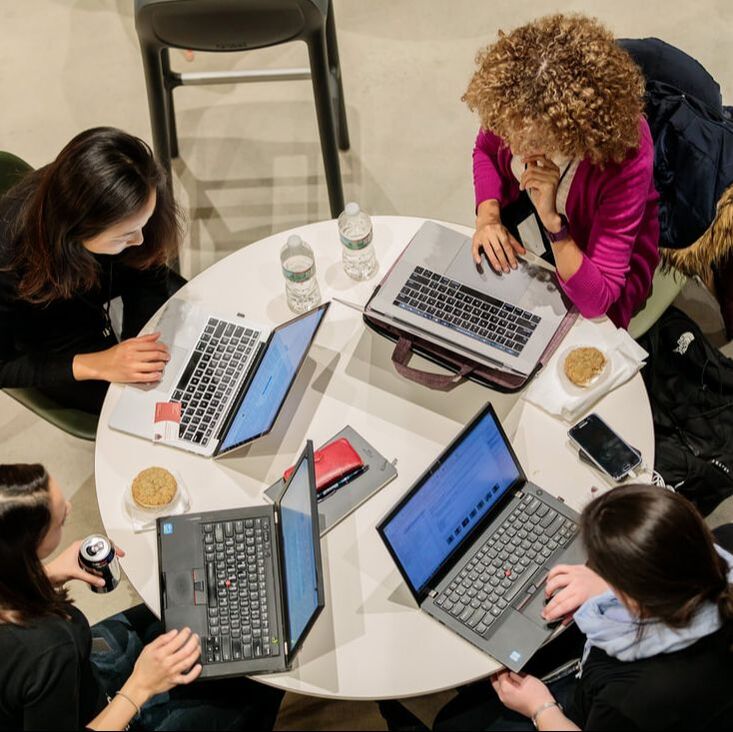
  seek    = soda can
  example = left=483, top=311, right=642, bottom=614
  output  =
left=79, top=534, right=120, bottom=593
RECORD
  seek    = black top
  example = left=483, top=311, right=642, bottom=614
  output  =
left=0, top=605, right=106, bottom=731
left=0, top=173, right=177, bottom=389
left=572, top=624, right=733, bottom=730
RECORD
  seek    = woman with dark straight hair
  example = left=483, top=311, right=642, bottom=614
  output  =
left=431, top=485, right=733, bottom=731
left=0, top=127, right=185, bottom=414
left=0, top=464, right=283, bottom=731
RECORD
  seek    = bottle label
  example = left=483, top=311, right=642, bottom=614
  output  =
left=282, top=264, right=315, bottom=282
left=340, top=230, right=373, bottom=251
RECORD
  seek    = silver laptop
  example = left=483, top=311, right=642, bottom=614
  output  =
left=109, top=300, right=329, bottom=457
left=367, top=221, right=569, bottom=376
left=377, top=403, right=585, bottom=672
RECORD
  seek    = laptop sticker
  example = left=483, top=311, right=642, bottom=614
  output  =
left=154, top=401, right=181, bottom=443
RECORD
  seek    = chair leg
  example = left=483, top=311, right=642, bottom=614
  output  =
left=161, top=48, right=180, bottom=159
left=325, top=3, right=350, bottom=151
left=140, top=43, right=173, bottom=178
left=307, top=29, right=345, bottom=218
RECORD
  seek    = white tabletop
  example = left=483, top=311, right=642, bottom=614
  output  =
left=96, top=216, right=655, bottom=700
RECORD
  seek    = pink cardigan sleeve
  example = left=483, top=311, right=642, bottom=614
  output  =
left=559, top=137, right=655, bottom=319
left=473, top=129, right=510, bottom=209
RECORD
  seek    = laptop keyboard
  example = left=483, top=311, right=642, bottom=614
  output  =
left=170, top=318, right=260, bottom=446
left=394, top=266, right=541, bottom=357
left=201, top=517, right=280, bottom=664
left=433, top=493, right=577, bottom=637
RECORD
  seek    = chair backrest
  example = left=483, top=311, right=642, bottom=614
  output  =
left=135, top=0, right=329, bottom=51
left=0, top=151, right=32, bottom=198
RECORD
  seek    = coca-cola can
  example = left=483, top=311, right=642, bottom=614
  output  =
left=78, top=534, right=120, bottom=593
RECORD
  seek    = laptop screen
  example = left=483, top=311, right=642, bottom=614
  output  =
left=218, top=305, right=327, bottom=452
left=380, top=406, right=522, bottom=597
left=279, top=447, right=321, bottom=653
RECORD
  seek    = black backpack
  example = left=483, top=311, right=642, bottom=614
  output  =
left=639, top=306, right=733, bottom=515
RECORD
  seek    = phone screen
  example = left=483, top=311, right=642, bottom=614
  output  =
left=568, top=414, right=641, bottom=480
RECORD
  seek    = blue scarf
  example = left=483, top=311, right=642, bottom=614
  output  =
left=574, top=545, right=733, bottom=666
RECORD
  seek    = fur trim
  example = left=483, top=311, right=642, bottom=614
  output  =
left=661, top=184, right=733, bottom=279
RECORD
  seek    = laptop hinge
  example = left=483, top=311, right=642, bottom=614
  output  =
left=273, top=510, right=279, bottom=525
left=428, top=589, right=437, bottom=598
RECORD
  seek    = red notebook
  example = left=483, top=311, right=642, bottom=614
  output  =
left=283, top=437, right=364, bottom=493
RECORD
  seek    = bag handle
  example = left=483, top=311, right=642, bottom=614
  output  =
left=391, top=336, right=473, bottom=391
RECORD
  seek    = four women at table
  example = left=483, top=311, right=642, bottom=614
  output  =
left=2, top=11, right=728, bottom=732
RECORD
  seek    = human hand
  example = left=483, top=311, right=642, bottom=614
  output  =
left=472, top=221, right=526, bottom=273
left=73, top=333, right=170, bottom=384
left=520, top=156, right=561, bottom=231
left=542, top=564, right=610, bottom=621
left=44, top=540, right=126, bottom=589
left=491, top=670, right=554, bottom=718
left=125, top=628, right=202, bottom=703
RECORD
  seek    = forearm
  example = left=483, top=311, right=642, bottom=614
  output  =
left=550, top=237, right=584, bottom=282
left=87, top=679, right=149, bottom=731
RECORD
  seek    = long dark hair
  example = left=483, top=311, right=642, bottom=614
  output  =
left=582, top=484, right=733, bottom=629
left=0, top=464, right=70, bottom=623
left=5, top=127, right=183, bottom=304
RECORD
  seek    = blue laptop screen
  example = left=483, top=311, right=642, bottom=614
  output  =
left=219, top=307, right=325, bottom=451
left=280, top=453, right=320, bottom=650
left=381, top=409, right=521, bottom=595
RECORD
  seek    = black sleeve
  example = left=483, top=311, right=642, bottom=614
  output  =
left=22, top=641, right=82, bottom=731
left=118, top=264, right=186, bottom=340
left=585, top=699, right=640, bottom=731
left=0, top=273, right=77, bottom=388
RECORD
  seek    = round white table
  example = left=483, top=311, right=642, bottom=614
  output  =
left=96, top=216, right=655, bottom=700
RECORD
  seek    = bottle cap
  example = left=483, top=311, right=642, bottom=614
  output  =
left=287, top=234, right=302, bottom=247
left=345, top=202, right=360, bottom=216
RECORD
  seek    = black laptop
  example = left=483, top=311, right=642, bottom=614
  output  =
left=157, top=441, right=324, bottom=678
left=377, top=403, right=586, bottom=672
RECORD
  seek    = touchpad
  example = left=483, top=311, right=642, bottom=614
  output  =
left=164, top=570, right=194, bottom=607
left=445, top=241, right=532, bottom=305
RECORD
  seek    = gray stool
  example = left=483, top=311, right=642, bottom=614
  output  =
left=134, top=0, right=349, bottom=218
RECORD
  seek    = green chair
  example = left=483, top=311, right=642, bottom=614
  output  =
left=628, top=264, right=687, bottom=340
left=0, top=151, right=99, bottom=441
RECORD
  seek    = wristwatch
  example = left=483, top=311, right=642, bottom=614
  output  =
left=544, top=214, right=570, bottom=243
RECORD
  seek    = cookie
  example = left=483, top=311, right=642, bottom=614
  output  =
left=131, top=467, right=177, bottom=509
left=563, top=347, right=607, bottom=387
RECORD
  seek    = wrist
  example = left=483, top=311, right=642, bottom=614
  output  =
left=121, top=676, right=151, bottom=709
left=477, top=199, right=501, bottom=227
left=73, top=352, right=100, bottom=381
left=542, top=212, right=562, bottom=233
left=532, top=699, right=561, bottom=729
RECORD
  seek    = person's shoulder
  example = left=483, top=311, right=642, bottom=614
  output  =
left=0, top=610, right=85, bottom=659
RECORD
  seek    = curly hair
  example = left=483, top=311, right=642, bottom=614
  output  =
left=462, top=14, right=646, bottom=166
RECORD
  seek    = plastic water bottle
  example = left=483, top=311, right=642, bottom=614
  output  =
left=280, top=234, right=321, bottom=313
left=338, top=202, right=378, bottom=280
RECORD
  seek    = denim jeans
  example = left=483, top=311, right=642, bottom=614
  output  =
left=90, top=605, right=283, bottom=731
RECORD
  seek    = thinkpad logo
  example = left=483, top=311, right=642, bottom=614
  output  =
left=674, top=332, right=695, bottom=355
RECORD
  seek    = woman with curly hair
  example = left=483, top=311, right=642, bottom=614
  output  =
left=463, top=14, right=660, bottom=328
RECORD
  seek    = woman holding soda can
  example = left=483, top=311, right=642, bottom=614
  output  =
left=0, top=463, right=283, bottom=731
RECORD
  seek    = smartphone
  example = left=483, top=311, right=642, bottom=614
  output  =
left=568, top=413, right=642, bottom=481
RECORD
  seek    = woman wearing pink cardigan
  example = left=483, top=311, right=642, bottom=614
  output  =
left=463, top=14, right=660, bottom=329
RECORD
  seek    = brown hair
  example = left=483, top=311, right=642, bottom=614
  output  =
left=462, top=14, right=646, bottom=166
left=0, top=464, right=70, bottom=624
left=582, top=484, right=733, bottom=629
left=5, top=127, right=183, bottom=305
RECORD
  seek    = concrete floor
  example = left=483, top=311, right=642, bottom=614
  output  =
left=2, top=1, right=733, bottom=729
